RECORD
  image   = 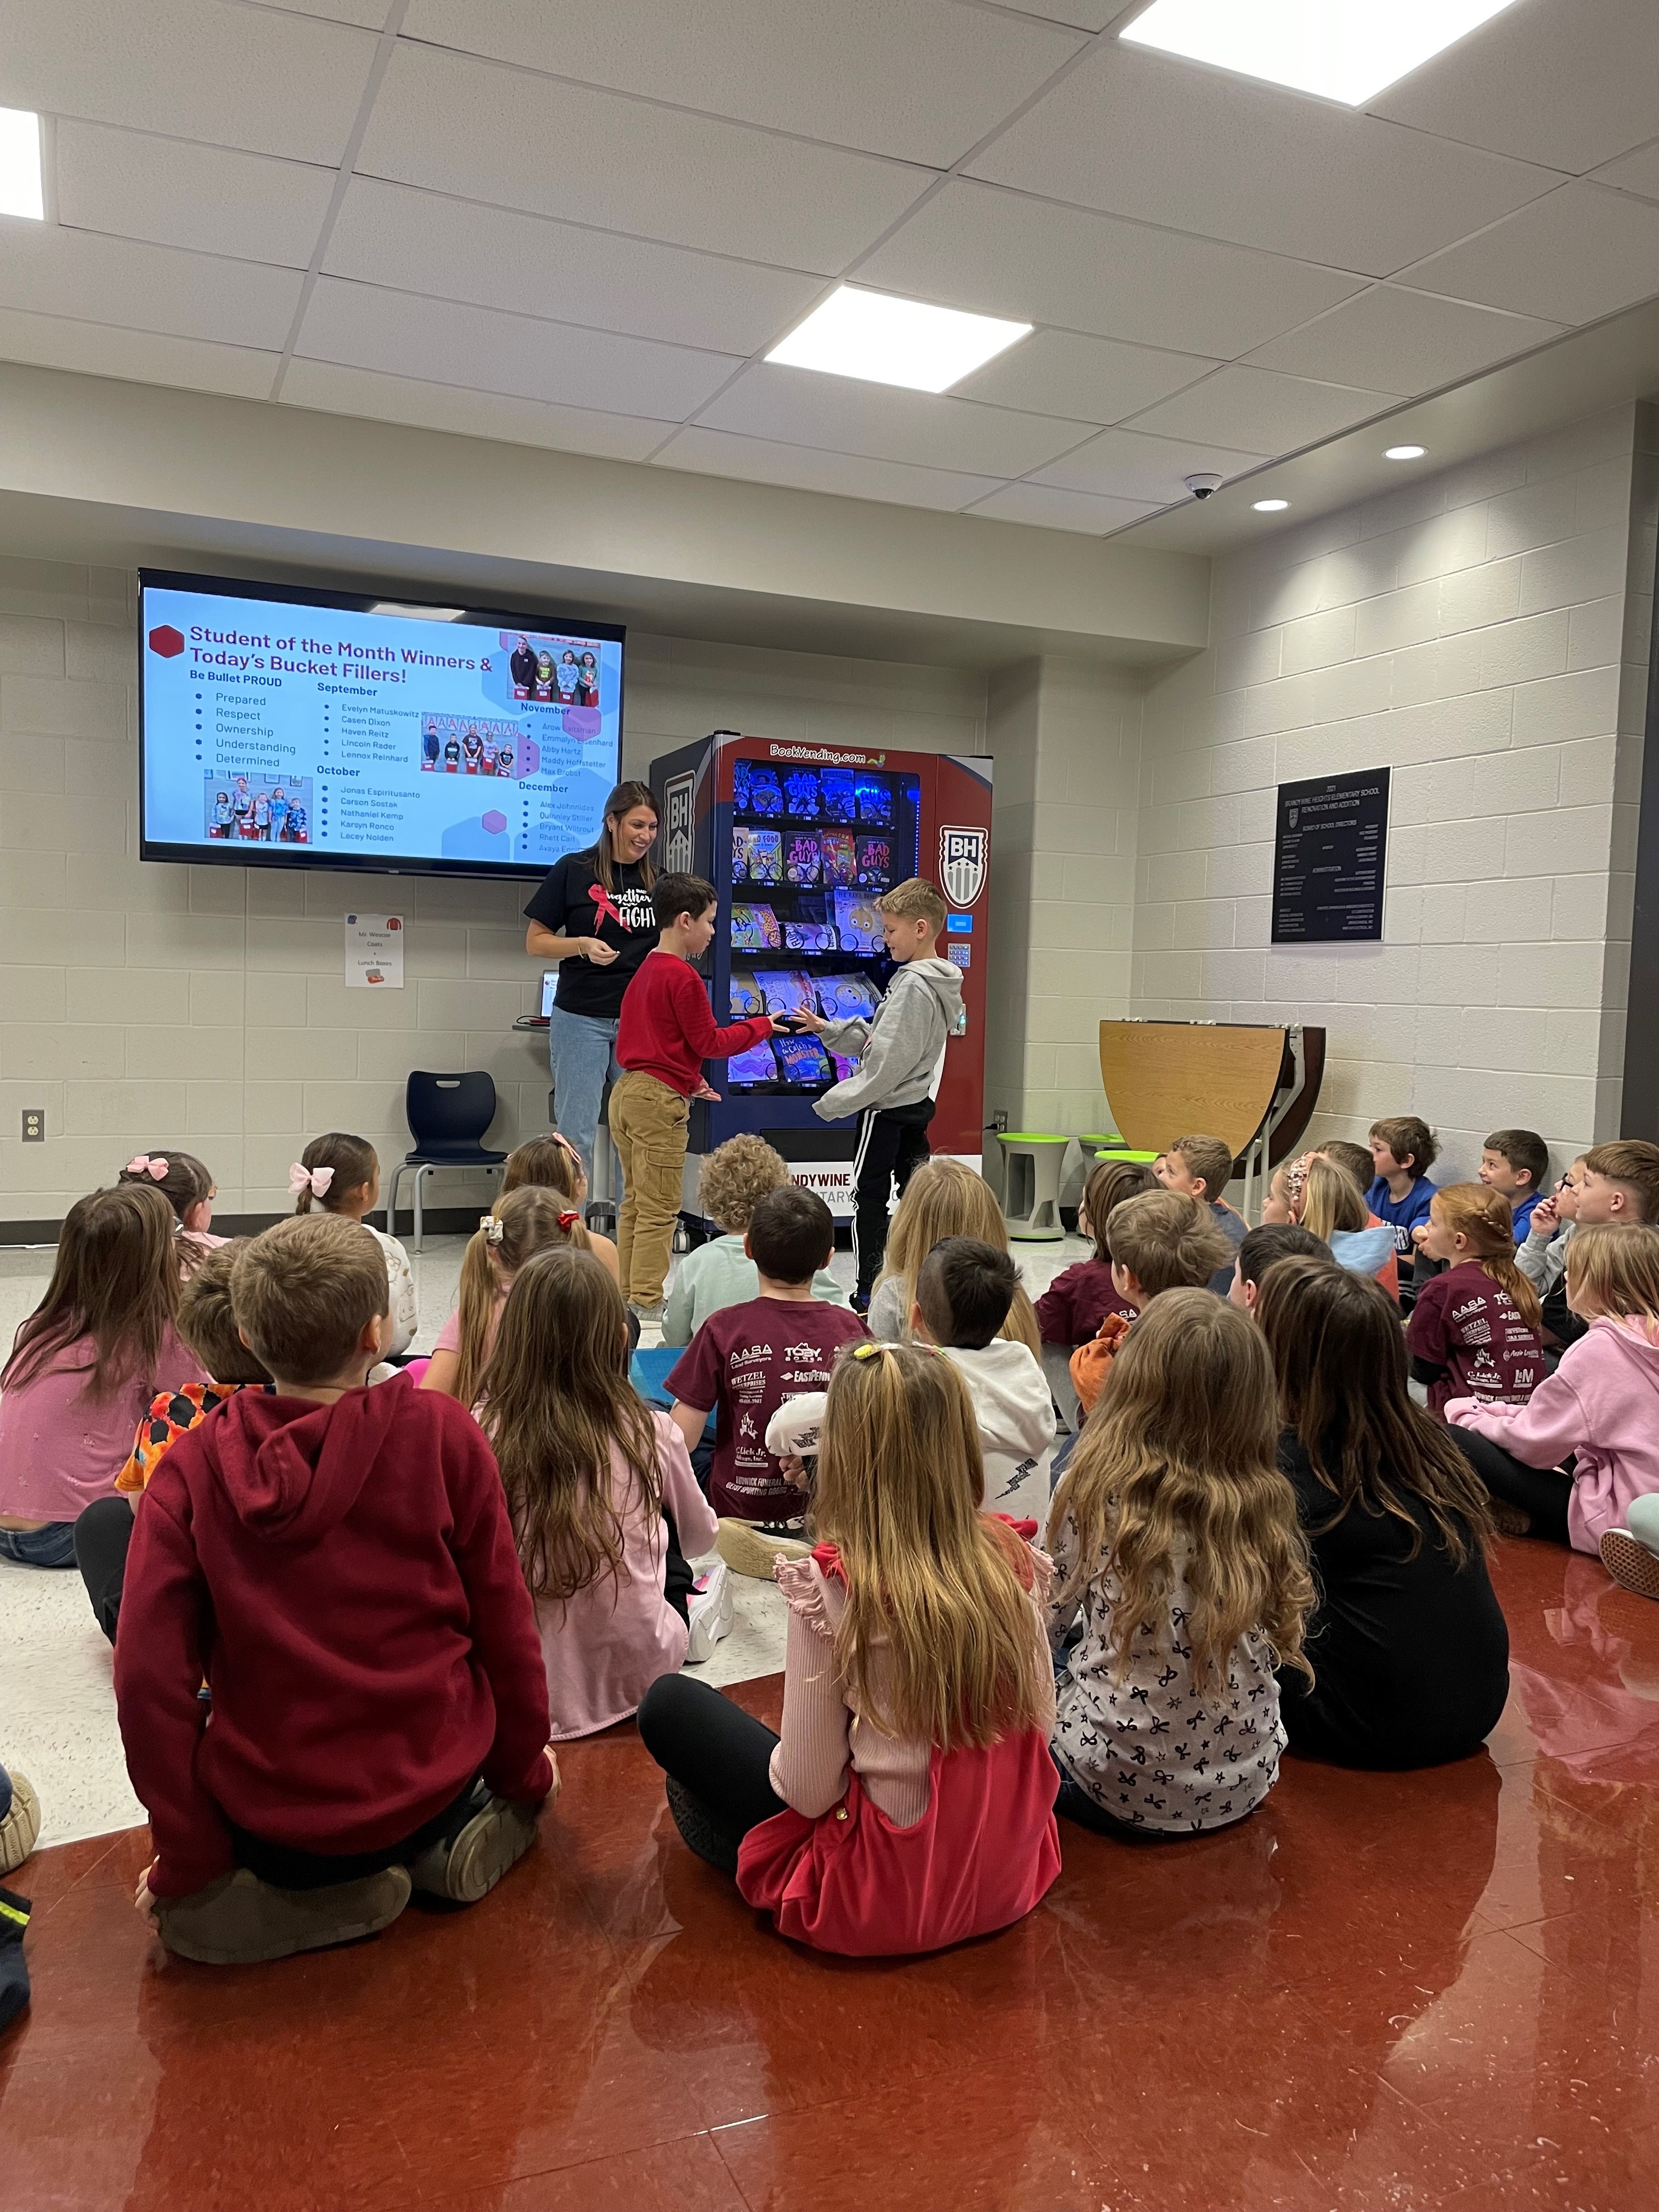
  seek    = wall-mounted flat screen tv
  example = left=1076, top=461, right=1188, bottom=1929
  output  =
left=139, top=569, right=625, bottom=880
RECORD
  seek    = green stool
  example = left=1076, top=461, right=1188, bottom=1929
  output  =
left=998, top=1132, right=1069, bottom=1241
left=1094, top=1148, right=1160, bottom=1165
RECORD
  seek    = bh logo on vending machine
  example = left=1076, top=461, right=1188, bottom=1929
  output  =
left=663, top=771, right=696, bottom=874
left=939, top=826, right=986, bottom=908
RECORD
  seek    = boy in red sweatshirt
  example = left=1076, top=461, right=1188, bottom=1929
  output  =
left=115, top=1213, right=556, bottom=1966
left=608, top=870, right=773, bottom=1325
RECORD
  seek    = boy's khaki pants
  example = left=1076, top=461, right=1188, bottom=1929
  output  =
left=608, top=1070, right=689, bottom=1306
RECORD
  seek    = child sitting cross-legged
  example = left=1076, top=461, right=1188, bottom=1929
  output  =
left=500, top=1132, right=619, bottom=1281
left=1405, top=1184, right=1547, bottom=1423
left=770, top=1236, right=1055, bottom=1523
left=663, top=1135, right=846, bottom=1345
left=1047, top=1290, right=1314, bottom=1836
left=480, top=1246, right=729, bottom=1738
left=1445, top=1223, right=1659, bottom=1568
left=1069, top=1189, right=1232, bottom=1419
left=0, top=1186, right=208, bottom=1570
left=1036, top=1158, right=1160, bottom=1351
left=290, top=1132, right=418, bottom=1355
left=116, top=1214, right=556, bottom=1966
left=638, top=1340, right=1060, bottom=1956
left=665, top=1186, right=867, bottom=1578
left=72, top=1240, right=274, bottom=1645
left=1255, top=1258, right=1508, bottom=1769
left=422, top=1187, right=591, bottom=1406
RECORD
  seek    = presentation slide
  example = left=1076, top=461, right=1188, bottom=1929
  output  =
left=139, top=575, right=624, bottom=876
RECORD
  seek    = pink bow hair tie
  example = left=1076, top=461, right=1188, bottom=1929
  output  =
left=126, top=1156, right=168, bottom=1180
left=289, top=1163, right=335, bottom=1196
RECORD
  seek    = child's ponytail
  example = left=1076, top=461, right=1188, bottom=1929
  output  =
left=1432, top=1184, right=1543, bottom=1333
left=290, top=1131, right=379, bottom=1215
left=455, top=1187, right=591, bottom=1408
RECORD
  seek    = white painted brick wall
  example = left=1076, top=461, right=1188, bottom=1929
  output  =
left=1133, top=402, right=1655, bottom=1189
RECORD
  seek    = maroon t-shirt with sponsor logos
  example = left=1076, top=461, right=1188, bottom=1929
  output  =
left=664, top=1295, right=869, bottom=1521
left=1405, top=1260, right=1545, bottom=1421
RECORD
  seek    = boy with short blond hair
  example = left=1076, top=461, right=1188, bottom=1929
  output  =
left=1158, top=1133, right=1246, bottom=1251
left=115, top=1214, right=556, bottom=1967
left=1070, top=1190, right=1233, bottom=1415
left=789, top=876, right=964, bottom=1311
left=1578, top=1140, right=1659, bottom=1226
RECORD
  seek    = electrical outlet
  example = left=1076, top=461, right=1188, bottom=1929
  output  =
left=993, top=1109, right=1009, bottom=1135
left=21, top=1108, right=45, bottom=1142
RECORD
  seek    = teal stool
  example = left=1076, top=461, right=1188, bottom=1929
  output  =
left=998, top=1132, right=1069, bottom=1241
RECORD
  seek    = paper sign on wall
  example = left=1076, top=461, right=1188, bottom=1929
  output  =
left=345, top=912, right=404, bottom=988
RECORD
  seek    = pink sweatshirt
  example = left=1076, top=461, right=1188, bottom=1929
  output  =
left=1447, top=1314, right=1659, bottom=1554
left=534, top=1410, right=719, bottom=1739
left=0, top=1327, right=210, bottom=1524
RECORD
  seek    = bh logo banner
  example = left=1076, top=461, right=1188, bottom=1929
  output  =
left=939, top=826, right=986, bottom=908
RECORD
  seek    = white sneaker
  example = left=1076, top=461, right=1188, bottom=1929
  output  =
left=685, top=1560, right=734, bottom=1662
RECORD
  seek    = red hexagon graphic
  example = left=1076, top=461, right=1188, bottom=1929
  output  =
left=148, top=624, right=185, bottom=658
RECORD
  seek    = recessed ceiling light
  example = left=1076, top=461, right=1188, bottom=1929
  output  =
left=1252, top=498, right=1290, bottom=512
left=0, top=109, right=44, bottom=222
left=1121, top=0, right=1523, bottom=108
left=765, top=285, right=1031, bottom=394
left=1385, top=444, right=1427, bottom=460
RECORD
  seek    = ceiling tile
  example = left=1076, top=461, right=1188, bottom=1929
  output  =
left=355, top=42, right=931, bottom=270
left=1245, top=285, right=1562, bottom=393
left=0, top=0, right=378, bottom=164
left=1593, top=139, right=1659, bottom=204
left=1032, top=425, right=1263, bottom=503
left=0, top=226, right=302, bottom=349
left=858, top=180, right=1364, bottom=358
left=969, top=45, right=1558, bottom=279
left=693, top=361, right=1095, bottom=476
left=278, top=359, right=668, bottom=461
left=1127, top=366, right=1398, bottom=452
left=1399, top=183, right=1659, bottom=328
left=56, top=122, right=336, bottom=269
left=992, top=2, right=1134, bottom=26
left=956, top=326, right=1217, bottom=424
left=295, top=279, right=744, bottom=419
left=0, top=305, right=277, bottom=399
left=1371, top=0, right=1659, bottom=176
left=652, top=426, right=1002, bottom=510
left=281, top=0, right=395, bottom=20
left=323, top=179, right=821, bottom=355
left=399, top=0, right=1085, bottom=167
left=967, top=481, right=1160, bottom=532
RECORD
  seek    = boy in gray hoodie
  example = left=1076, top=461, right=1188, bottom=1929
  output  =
left=787, top=877, right=964, bottom=1311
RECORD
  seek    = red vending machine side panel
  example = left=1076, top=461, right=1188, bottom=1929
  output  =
left=920, top=753, right=992, bottom=1163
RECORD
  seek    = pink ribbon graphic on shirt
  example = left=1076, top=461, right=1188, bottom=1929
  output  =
left=589, top=881, right=624, bottom=929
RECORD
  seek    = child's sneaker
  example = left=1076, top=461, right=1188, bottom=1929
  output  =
left=1601, top=1527, right=1659, bottom=1601
left=717, top=1516, right=812, bottom=1579
left=0, top=1771, right=39, bottom=1877
left=409, top=1785, right=547, bottom=1904
left=630, top=1300, right=667, bottom=1330
left=156, top=1864, right=413, bottom=1965
left=685, top=1560, right=734, bottom=1662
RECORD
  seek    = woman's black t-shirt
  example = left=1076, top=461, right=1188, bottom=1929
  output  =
left=524, top=850, right=657, bottom=1019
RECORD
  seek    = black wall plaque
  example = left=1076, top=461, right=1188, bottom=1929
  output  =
left=1271, top=769, right=1389, bottom=944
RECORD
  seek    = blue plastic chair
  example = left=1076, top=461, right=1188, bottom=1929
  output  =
left=386, top=1070, right=508, bottom=1251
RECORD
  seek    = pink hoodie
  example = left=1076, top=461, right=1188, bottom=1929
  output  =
left=1447, top=1315, right=1659, bottom=1554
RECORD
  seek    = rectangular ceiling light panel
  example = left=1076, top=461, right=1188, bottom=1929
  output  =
left=0, top=108, right=44, bottom=221
left=766, top=285, right=1031, bottom=393
left=1121, top=0, right=1522, bottom=107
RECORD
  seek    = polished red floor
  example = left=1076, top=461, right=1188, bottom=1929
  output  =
left=4, top=1539, right=1658, bottom=2211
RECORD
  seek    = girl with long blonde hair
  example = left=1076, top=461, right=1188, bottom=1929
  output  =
left=637, top=1340, right=1060, bottom=1955
left=421, top=1186, right=590, bottom=1406
left=1269, top=1151, right=1398, bottom=1298
left=869, top=1157, right=1040, bottom=1353
left=1447, top=1223, right=1659, bottom=1575
left=1406, top=1183, right=1545, bottom=1423
left=481, top=1249, right=724, bottom=1733
left=1047, top=1289, right=1314, bottom=1835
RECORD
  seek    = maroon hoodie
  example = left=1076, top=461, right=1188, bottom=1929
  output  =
left=115, top=1371, right=552, bottom=1899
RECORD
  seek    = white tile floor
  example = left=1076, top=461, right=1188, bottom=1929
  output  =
left=0, top=1226, right=1090, bottom=1849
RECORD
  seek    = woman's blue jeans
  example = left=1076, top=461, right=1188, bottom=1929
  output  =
left=547, top=1004, right=622, bottom=1190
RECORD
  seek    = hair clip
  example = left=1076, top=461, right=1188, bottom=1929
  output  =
left=850, top=1339, right=889, bottom=1361
left=479, top=1214, right=505, bottom=1245
left=557, top=1210, right=580, bottom=1232
left=288, top=1163, right=335, bottom=1197
left=1284, top=1152, right=1315, bottom=1210
left=126, top=1155, right=168, bottom=1181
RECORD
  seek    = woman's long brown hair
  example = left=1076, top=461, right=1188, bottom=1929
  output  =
left=1047, top=1289, right=1314, bottom=1690
left=874, top=1158, right=1040, bottom=1354
left=590, top=780, right=658, bottom=894
left=1255, top=1256, right=1496, bottom=1565
left=1431, top=1183, right=1544, bottom=1333
left=456, top=1187, right=589, bottom=1407
left=481, top=1249, right=662, bottom=1604
left=2, top=1184, right=180, bottom=1401
left=812, top=1342, right=1047, bottom=1751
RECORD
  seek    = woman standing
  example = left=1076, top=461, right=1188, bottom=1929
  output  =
left=523, top=781, right=659, bottom=1186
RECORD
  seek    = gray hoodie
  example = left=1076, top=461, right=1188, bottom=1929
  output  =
left=814, top=956, right=964, bottom=1121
